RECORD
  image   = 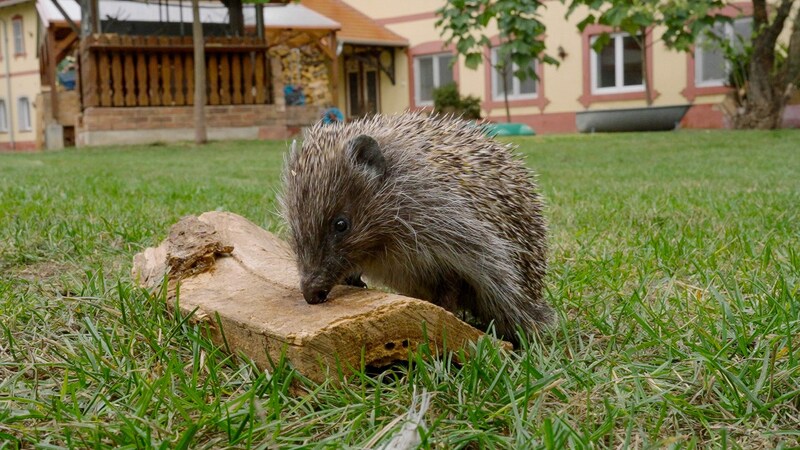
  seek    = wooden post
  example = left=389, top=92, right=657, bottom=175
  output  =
left=79, top=0, right=95, bottom=36
left=329, top=31, right=339, bottom=108
left=192, top=0, right=207, bottom=144
left=91, top=0, right=99, bottom=33
left=255, top=3, right=264, bottom=40
left=79, top=0, right=100, bottom=111
left=48, top=27, right=59, bottom=121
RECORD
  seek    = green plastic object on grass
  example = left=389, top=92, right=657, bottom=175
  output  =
left=481, top=122, right=536, bottom=137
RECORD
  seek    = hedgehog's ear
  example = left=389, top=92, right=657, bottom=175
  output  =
left=346, top=135, right=386, bottom=178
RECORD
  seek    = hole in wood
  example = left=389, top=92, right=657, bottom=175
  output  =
left=365, top=361, right=410, bottom=379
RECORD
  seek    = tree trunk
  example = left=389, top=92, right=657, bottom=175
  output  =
left=640, top=28, right=653, bottom=106
left=498, top=63, right=511, bottom=123
left=223, top=0, right=245, bottom=37
left=192, top=0, right=207, bottom=144
left=732, top=0, right=795, bottom=129
left=786, top=5, right=800, bottom=88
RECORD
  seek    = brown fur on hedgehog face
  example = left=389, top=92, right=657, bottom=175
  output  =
left=281, top=134, right=389, bottom=304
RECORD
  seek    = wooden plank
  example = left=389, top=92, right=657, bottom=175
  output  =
left=85, top=36, right=270, bottom=53
left=219, top=54, right=231, bottom=105
left=243, top=53, right=253, bottom=105
left=174, top=51, right=185, bottom=106
left=254, top=51, right=265, bottom=104
left=185, top=53, right=194, bottom=106
left=161, top=38, right=174, bottom=105
left=122, top=37, right=137, bottom=106
left=208, top=54, right=220, bottom=105
left=84, top=43, right=271, bottom=53
left=81, top=42, right=99, bottom=107
left=98, top=43, right=112, bottom=107
left=131, top=212, right=498, bottom=385
left=147, top=36, right=161, bottom=106
left=111, top=52, right=124, bottom=106
left=231, top=53, right=243, bottom=104
left=136, top=52, right=149, bottom=106
left=54, top=31, right=79, bottom=66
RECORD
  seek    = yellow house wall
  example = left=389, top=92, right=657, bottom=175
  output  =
left=0, top=0, right=41, bottom=150
left=344, top=0, right=757, bottom=129
left=379, top=49, right=409, bottom=113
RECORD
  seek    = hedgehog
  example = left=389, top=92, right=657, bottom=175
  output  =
left=279, top=113, right=551, bottom=343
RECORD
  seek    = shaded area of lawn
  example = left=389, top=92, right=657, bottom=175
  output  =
left=1, top=131, right=799, bottom=448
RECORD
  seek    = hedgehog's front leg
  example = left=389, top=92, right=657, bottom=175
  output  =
left=344, top=273, right=367, bottom=289
left=432, top=275, right=474, bottom=314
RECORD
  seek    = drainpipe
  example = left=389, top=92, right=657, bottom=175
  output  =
left=0, top=18, right=14, bottom=150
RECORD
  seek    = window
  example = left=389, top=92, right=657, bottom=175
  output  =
left=695, top=18, right=753, bottom=86
left=414, top=53, right=454, bottom=105
left=491, top=47, right=537, bottom=100
left=18, top=97, right=31, bottom=131
left=12, top=16, right=24, bottom=56
left=590, top=33, right=643, bottom=93
left=0, top=100, right=7, bottom=132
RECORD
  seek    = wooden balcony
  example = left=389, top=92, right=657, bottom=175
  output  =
left=79, top=35, right=274, bottom=108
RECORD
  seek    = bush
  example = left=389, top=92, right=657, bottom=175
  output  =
left=432, top=83, right=481, bottom=120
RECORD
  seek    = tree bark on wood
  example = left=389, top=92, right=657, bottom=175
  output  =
left=192, top=0, right=207, bottom=144
left=131, top=212, right=505, bottom=385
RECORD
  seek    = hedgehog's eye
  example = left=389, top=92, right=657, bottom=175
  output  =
left=333, top=217, right=350, bottom=234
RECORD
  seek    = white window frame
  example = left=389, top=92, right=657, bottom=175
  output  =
left=12, top=17, right=24, bottom=56
left=413, top=53, right=454, bottom=106
left=490, top=47, right=537, bottom=101
left=0, top=100, right=7, bottom=133
left=695, top=17, right=753, bottom=87
left=18, top=97, right=31, bottom=132
left=590, top=32, right=644, bottom=95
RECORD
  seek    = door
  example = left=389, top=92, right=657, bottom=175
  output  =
left=346, top=61, right=380, bottom=118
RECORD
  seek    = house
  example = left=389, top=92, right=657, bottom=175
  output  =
left=0, top=0, right=41, bottom=151
left=301, top=0, right=408, bottom=120
left=0, top=0, right=345, bottom=150
left=334, top=0, right=798, bottom=132
left=39, top=0, right=344, bottom=148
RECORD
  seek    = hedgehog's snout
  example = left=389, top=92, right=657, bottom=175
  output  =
left=303, top=286, right=329, bottom=305
left=301, top=274, right=332, bottom=304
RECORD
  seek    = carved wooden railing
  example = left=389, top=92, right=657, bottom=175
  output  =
left=79, top=35, right=273, bottom=108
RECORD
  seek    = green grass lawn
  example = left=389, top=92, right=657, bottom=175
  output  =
left=1, top=130, right=799, bottom=448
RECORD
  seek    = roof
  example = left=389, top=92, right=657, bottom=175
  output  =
left=301, top=0, right=407, bottom=47
left=36, top=0, right=340, bottom=30
left=0, top=0, right=34, bottom=9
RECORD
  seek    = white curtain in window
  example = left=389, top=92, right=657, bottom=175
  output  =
left=18, top=97, right=31, bottom=131
left=0, top=100, right=7, bottom=132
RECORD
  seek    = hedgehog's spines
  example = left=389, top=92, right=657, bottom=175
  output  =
left=280, top=112, right=550, bottom=344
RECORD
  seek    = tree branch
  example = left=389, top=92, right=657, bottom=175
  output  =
left=764, top=0, right=794, bottom=47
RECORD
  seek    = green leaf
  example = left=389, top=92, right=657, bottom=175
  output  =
left=465, top=52, right=484, bottom=69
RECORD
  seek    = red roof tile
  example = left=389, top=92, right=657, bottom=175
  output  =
left=301, top=0, right=408, bottom=47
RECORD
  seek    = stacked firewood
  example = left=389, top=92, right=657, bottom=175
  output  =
left=269, top=44, right=332, bottom=106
